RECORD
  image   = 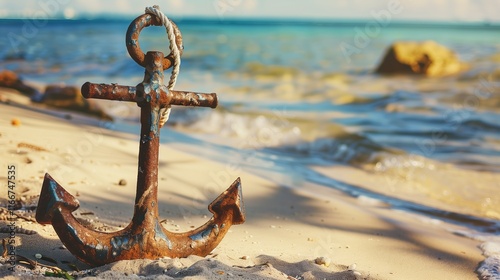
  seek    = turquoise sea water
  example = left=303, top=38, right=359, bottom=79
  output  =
left=1, top=18, right=499, bottom=230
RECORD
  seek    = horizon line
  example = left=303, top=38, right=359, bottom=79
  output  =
left=1, top=15, right=499, bottom=28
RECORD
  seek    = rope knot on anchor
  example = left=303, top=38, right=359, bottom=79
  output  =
left=144, top=5, right=182, bottom=127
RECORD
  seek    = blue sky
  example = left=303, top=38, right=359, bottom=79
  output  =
left=0, top=0, right=498, bottom=23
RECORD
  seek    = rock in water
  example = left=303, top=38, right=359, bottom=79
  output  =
left=43, top=85, right=84, bottom=108
left=41, top=85, right=112, bottom=120
left=376, top=41, right=465, bottom=76
left=0, top=70, right=40, bottom=97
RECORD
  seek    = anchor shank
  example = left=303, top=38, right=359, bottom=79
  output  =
left=133, top=103, right=160, bottom=224
left=133, top=51, right=165, bottom=224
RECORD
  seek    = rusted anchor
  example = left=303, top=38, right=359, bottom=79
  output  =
left=35, top=13, right=245, bottom=266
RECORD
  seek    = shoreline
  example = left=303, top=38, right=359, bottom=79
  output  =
left=0, top=90, right=493, bottom=279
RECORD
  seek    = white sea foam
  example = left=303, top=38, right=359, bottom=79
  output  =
left=356, top=195, right=389, bottom=207
left=480, top=240, right=500, bottom=279
left=181, top=110, right=303, bottom=148
left=478, top=257, right=500, bottom=280
left=453, top=230, right=500, bottom=279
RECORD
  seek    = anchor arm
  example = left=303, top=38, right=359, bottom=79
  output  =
left=37, top=174, right=244, bottom=266
left=173, top=177, right=245, bottom=256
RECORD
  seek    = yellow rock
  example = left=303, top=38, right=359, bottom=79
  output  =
left=376, top=41, right=467, bottom=76
left=11, top=118, right=21, bottom=126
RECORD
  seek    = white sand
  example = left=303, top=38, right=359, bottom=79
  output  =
left=0, top=93, right=486, bottom=279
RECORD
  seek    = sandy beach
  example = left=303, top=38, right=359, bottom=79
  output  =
left=0, top=89, right=490, bottom=280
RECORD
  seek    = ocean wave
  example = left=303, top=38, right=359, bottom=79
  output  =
left=462, top=119, right=500, bottom=133
left=370, top=153, right=500, bottom=220
left=177, top=108, right=302, bottom=148
left=244, top=62, right=299, bottom=80
left=272, top=135, right=395, bottom=166
left=454, top=230, right=500, bottom=280
left=170, top=107, right=401, bottom=167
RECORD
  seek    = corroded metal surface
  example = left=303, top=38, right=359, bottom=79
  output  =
left=126, top=13, right=183, bottom=70
left=36, top=12, right=244, bottom=267
left=81, top=82, right=218, bottom=108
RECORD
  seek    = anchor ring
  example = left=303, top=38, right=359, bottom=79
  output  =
left=126, top=13, right=183, bottom=70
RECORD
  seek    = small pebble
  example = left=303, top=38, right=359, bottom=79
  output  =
left=35, top=253, right=42, bottom=259
left=315, top=256, right=331, bottom=267
left=240, top=255, right=249, bottom=260
left=118, top=179, right=127, bottom=186
left=348, top=263, right=357, bottom=270
left=11, top=118, right=21, bottom=126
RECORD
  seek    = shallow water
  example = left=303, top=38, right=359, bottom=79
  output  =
left=1, top=19, right=499, bottom=229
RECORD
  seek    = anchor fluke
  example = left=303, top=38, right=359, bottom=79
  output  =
left=208, top=177, right=245, bottom=225
left=36, top=173, right=80, bottom=224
